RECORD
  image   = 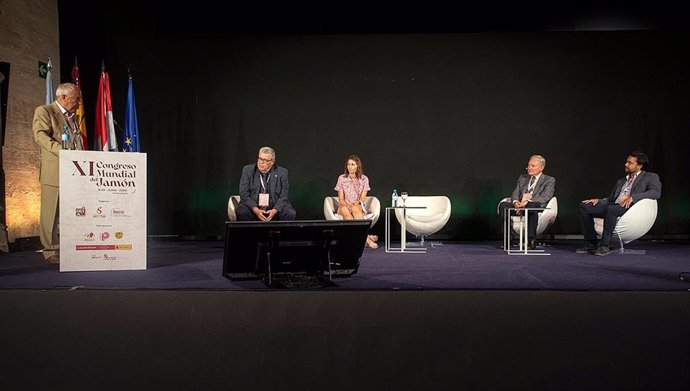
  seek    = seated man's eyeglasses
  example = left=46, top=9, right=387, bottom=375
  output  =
left=258, top=157, right=273, bottom=164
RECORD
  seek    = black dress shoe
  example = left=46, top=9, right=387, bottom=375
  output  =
left=594, top=245, right=610, bottom=256
left=528, top=239, right=536, bottom=250
left=45, top=255, right=60, bottom=265
left=576, top=242, right=597, bottom=254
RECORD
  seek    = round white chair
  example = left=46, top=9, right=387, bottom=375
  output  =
left=394, top=196, right=451, bottom=246
left=227, top=195, right=241, bottom=221
left=323, top=196, right=381, bottom=227
left=594, top=198, right=658, bottom=253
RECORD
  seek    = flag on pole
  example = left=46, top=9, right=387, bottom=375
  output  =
left=94, top=65, right=118, bottom=151
left=123, top=73, right=140, bottom=152
left=45, top=59, right=55, bottom=104
left=71, top=57, right=89, bottom=149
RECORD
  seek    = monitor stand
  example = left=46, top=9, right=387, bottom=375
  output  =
left=262, top=231, right=340, bottom=289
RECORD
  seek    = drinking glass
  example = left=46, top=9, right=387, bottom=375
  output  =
left=400, top=192, right=408, bottom=207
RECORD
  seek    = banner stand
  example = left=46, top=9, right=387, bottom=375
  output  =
left=59, top=150, right=147, bottom=272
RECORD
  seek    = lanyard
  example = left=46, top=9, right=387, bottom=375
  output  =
left=259, top=173, right=270, bottom=192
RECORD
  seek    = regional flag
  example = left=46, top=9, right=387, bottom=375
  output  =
left=71, top=58, right=89, bottom=149
left=45, top=59, right=55, bottom=104
left=123, top=74, right=140, bottom=152
left=94, top=67, right=118, bottom=151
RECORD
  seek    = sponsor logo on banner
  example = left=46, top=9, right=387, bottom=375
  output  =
left=87, top=253, right=118, bottom=261
left=77, top=244, right=133, bottom=251
left=93, top=206, right=105, bottom=218
left=84, top=232, right=95, bottom=241
left=114, top=231, right=124, bottom=239
left=111, top=208, right=130, bottom=217
left=101, top=232, right=110, bottom=241
left=75, top=206, right=86, bottom=216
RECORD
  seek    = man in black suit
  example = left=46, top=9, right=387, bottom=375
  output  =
left=236, top=146, right=296, bottom=221
left=577, top=151, right=661, bottom=256
left=499, top=155, right=556, bottom=250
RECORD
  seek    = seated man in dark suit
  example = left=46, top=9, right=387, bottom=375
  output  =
left=577, top=151, right=661, bottom=256
left=498, top=154, right=556, bottom=250
left=235, top=146, right=297, bottom=221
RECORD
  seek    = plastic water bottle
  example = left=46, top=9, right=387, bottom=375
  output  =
left=392, top=189, right=399, bottom=207
left=61, top=125, right=70, bottom=150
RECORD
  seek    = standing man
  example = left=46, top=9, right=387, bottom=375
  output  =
left=498, top=155, right=556, bottom=249
left=32, top=82, right=82, bottom=264
left=577, top=151, right=661, bottom=256
left=236, top=146, right=296, bottom=221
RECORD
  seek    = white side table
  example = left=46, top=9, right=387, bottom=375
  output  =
left=385, top=206, right=427, bottom=253
left=504, top=207, right=550, bottom=255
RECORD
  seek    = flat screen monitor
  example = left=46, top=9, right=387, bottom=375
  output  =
left=222, top=220, right=370, bottom=283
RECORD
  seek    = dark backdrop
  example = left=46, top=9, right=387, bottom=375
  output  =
left=57, top=2, right=690, bottom=240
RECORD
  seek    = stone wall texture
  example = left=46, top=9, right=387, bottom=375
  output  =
left=0, top=0, right=59, bottom=242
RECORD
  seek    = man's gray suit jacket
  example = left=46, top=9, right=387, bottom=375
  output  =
left=510, top=174, right=556, bottom=207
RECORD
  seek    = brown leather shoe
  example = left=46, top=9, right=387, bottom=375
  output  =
left=45, top=255, right=60, bottom=264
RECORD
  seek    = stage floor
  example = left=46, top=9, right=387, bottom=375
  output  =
left=3, top=240, right=690, bottom=390
left=1, top=240, right=689, bottom=291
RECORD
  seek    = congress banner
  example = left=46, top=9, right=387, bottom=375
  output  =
left=59, top=150, right=147, bottom=271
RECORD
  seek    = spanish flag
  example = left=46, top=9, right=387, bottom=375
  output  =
left=71, top=57, right=89, bottom=149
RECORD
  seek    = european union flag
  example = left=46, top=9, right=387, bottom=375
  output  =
left=123, top=74, right=140, bottom=152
